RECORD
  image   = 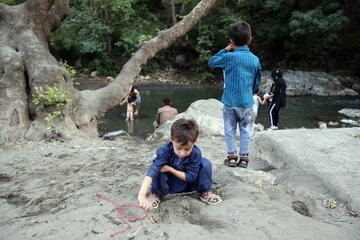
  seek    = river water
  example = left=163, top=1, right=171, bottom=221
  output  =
left=97, top=86, right=360, bottom=138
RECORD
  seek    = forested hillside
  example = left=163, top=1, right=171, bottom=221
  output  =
left=3, top=0, right=360, bottom=79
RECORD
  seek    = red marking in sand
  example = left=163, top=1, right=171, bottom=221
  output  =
left=96, top=194, right=149, bottom=237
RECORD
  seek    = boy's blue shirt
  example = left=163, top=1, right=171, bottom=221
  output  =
left=208, top=47, right=262, bottom=107
left=146, top=141, right=201, bottom=184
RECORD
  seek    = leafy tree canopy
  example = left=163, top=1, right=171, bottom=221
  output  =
left=1, top=0, right=359, bottom=76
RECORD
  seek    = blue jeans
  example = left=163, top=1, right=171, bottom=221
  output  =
left=223, top=104, right=254, bottom=156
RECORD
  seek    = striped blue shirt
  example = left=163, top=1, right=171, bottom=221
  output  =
left=208, top=47, right=262, bottom=107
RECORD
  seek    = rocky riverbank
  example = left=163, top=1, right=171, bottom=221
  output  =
left=78, top=69, right=360, bottom=96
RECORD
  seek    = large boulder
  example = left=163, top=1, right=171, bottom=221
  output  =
left=149, top=98, right=224, bottom=140
left=148, top=99, right=265, bottom=141
left=259, top=70, right=358, bottom=96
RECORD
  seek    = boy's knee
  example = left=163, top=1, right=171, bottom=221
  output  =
left=201, top=158, right=212, bottom=170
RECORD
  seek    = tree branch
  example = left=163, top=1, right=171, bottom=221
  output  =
left=78, top=0, right=217, bottom=120
left=45, top=0, right=70, bottom=34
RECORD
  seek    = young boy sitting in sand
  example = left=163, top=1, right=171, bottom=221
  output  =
left=138, top=118, right=222, bottom=211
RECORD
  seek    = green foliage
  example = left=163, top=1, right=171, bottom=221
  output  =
left=237, top=0, right=350, bottom=70
left=0, top=0, right=25, bottom=5
left=45, top=111, right=63, bottom=132
left=189, top=5, right=244, bottom=66
left=32, top=85, right=68, bottom=110
left=195, top=24, right=215, bottom=63
left=289, top=8, right=348, bottom=41
left=286, top=2, right=348, bottom=69
left=63, top=60, right=79, bottom=85
left=49, top=21, right=81, bottom=64
left=45, top=0, right=359, bottom=77
left=140, top=65, right=156, bottom=75
left=32, top=86, right=69, bottom=132
left=49, top=0, right=166, bottom=75
left=194, top=66, right=215, bottom=82
left=86, top=55, right=121, bottom=77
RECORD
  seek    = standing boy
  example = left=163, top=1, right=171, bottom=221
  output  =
left=138, top=118, right=222, bottom=211
left=208, top=22, right=262, bottom=168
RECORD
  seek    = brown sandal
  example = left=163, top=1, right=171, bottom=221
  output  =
left=148, top=193, right=161, bottom=209
left=237, top=156, right=249, bottom=168
left=224, top=155, right=238, bottom=167
left=200, top=191, right=223, bottom=205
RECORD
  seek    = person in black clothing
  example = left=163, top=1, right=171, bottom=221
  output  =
left=267, top=70, right=286, bottom=130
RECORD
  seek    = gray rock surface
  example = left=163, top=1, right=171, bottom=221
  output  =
left=151, top=98, right=225, bottom=139
left=352, top=83, right=360, bottom=92
left=103, top=130, right=131, bottom=140
left=250, top=128, right=360, bottom=212
left=318, top=121, right=327, bottom=129
left=0, top=132, right=5, bottom=146
left=338, top=108, right=360, bottom=118
left=260, top=70, right=358, bottom=96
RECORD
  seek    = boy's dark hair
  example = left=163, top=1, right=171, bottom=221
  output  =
left=254, top=88, right=260, bottom=94
left=163, top=98, right=171, bottom=106
left=171, top=118, right=199, bottom=145
left=127, top=96, right=133, bottom=103
left=229, top=22, right=251, bottom=46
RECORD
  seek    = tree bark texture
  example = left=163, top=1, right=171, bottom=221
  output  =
left=0, top=0, right=216, bottom=143
left=171, top=0, right=177, bottom=25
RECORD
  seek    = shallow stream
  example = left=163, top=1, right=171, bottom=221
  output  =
left=97, top=86, right=360, bottom=138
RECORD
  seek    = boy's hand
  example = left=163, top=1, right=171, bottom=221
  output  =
left=160, top=165, right=186, bottom=181
left=159, top=165, right=172, bottom=173
left=225, top=44, right=235, bottom=52
left=138, top=194, right=151, bottom=212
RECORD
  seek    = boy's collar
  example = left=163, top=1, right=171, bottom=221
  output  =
left=234, top=46, right=249, bottom=51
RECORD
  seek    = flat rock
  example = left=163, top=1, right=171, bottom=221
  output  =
left=338, top=108, right=360, bottom=118
left=250, top=127, right=360, bottom=212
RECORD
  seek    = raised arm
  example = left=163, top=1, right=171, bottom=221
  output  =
left=208, top=49, right=228, bottom=68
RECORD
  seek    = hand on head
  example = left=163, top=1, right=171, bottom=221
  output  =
left=225, top=43, right=235, bottom=52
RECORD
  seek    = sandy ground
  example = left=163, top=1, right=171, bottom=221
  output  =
left=1, top=128, right=360, bottom=240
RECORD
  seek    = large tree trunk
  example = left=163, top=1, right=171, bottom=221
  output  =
left=0, top=0, right=217, bottom=143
